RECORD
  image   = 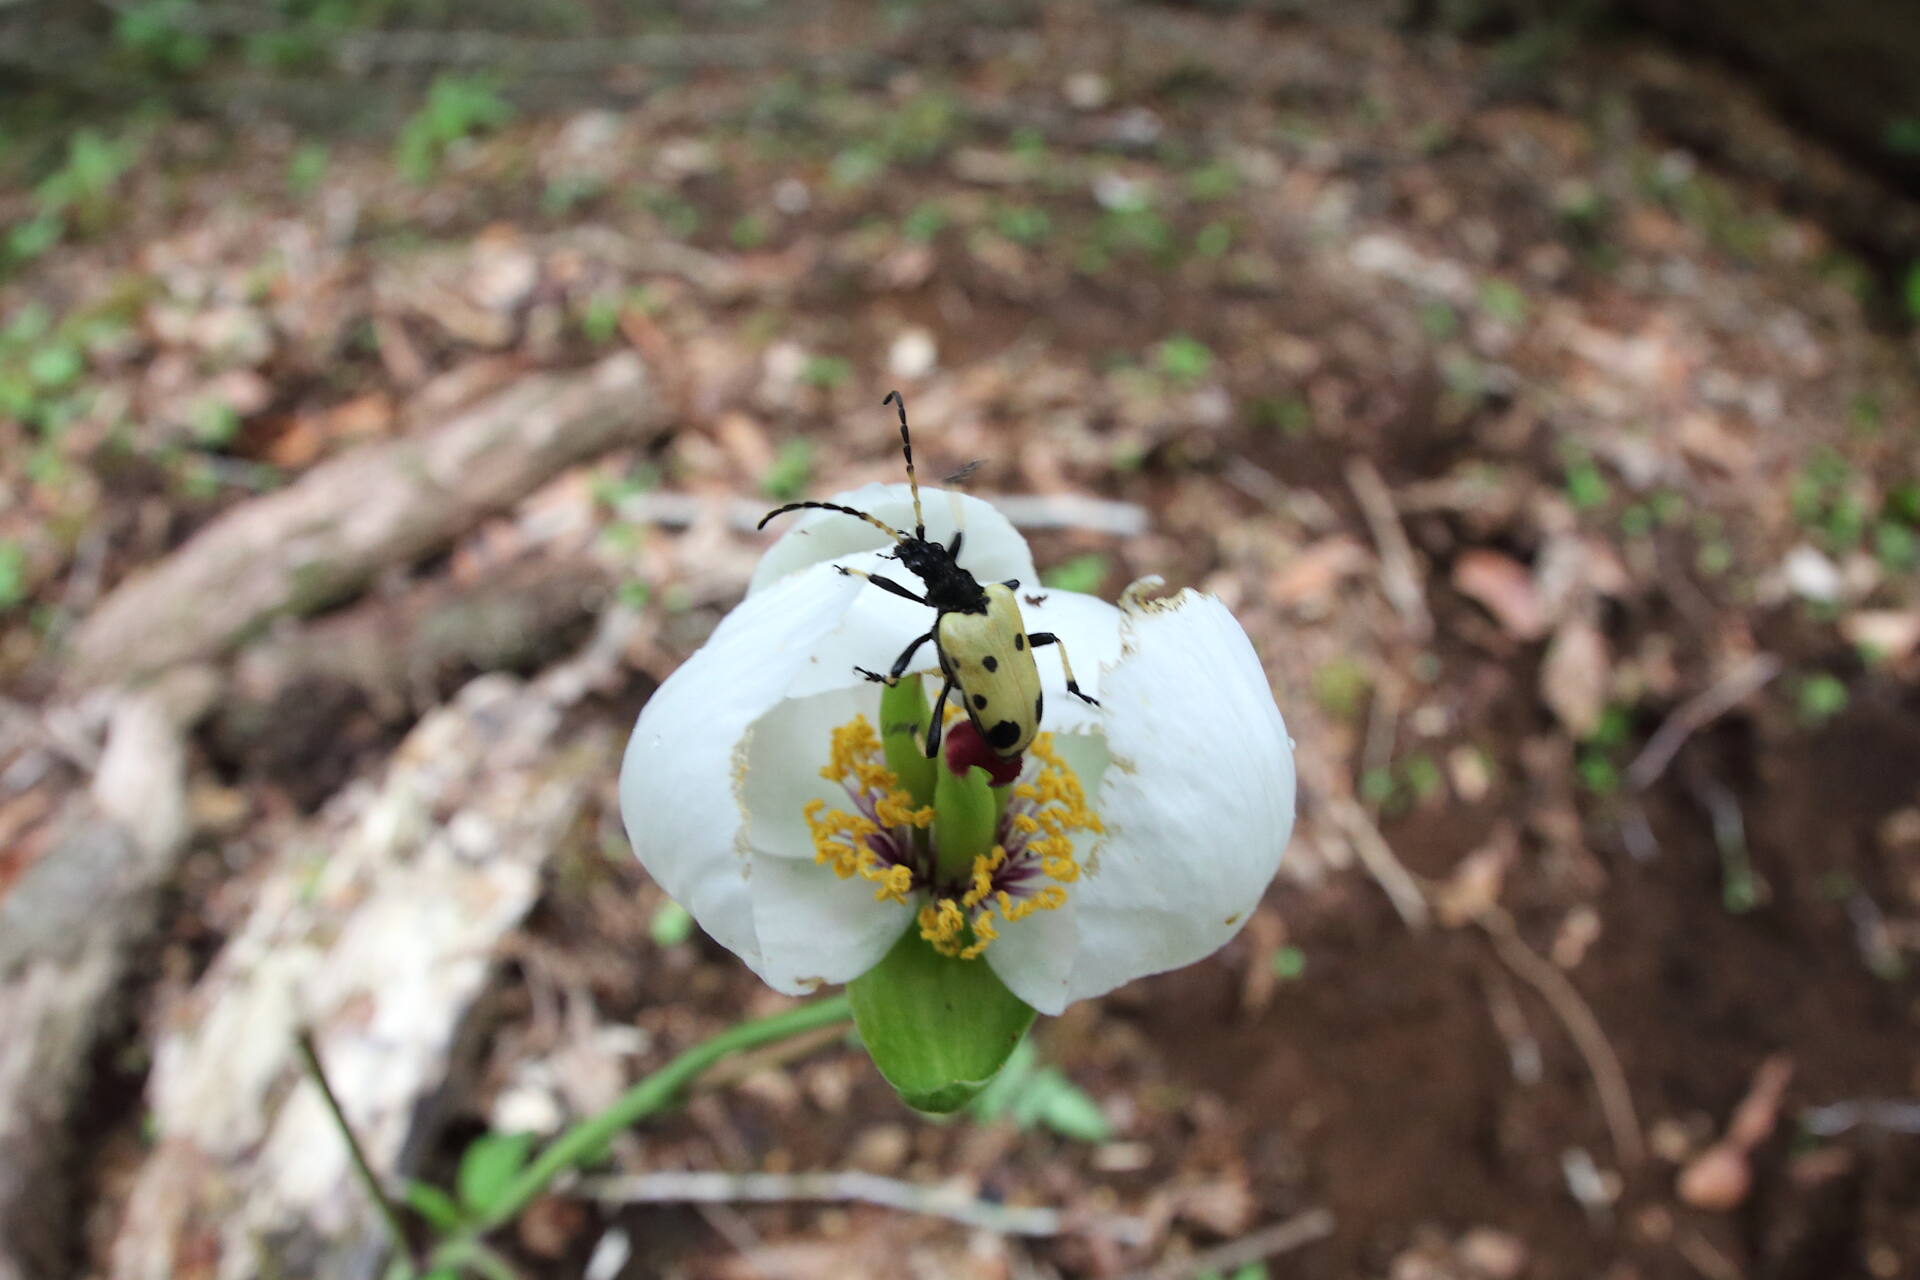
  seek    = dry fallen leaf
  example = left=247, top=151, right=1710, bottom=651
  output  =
left=1433, top=824, right=1519, bottom=928
left=1540, top=614, right=1610, bottom=738
left=1453, top=549, right=1548, bottom=640
left=1269, top=535, right=1372, bottom=608
left=1842, top=609, right=1920, bottom=663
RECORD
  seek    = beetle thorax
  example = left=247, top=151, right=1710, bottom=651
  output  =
left=896, top=538, right=988, bottom=614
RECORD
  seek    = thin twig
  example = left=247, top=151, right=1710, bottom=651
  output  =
left=1119, top=1208, right=1336, bottom=1280
left=467, top=994, right=854, bottom=1234
left=1801, top=1098, right=1920, bottom=1136
left=582, top=1170, right=1154, bottom=1243
left=1627, top=654, right=1781, bottom=789
left=1480, top=913, right=1643, bottom=1167
left=1677, top=1230, right=1744, bottom=1280
left=1344, top=457, right=1432, bottom=641
left=615, top=491, right=1149, bottom=538
left=1326, top=795, right=1431, bottom=930
left=1479, top=969, right=1544, bottom=1086
left=295, top=1029, right=415, bottom=1273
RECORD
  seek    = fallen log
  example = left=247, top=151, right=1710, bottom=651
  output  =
left=0, top=669, right=218, bottom=1280
left=66, top=352, right=656, bottom=689
left=109, top=657, right=620, bottom=1280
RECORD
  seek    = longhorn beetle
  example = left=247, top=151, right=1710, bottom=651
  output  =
left=757, top=391, right=1098, bottom=760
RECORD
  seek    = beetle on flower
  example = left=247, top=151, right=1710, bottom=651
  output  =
left=619, top=404, right=1294, bottom=1105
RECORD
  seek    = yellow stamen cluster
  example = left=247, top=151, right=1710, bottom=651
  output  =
left=803, top=716, right=931, bottom=905
left=917, top=733, right=1103, bottom=960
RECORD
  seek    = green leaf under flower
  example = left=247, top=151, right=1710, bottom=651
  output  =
left=848, top=927, right=1036, bottom=1113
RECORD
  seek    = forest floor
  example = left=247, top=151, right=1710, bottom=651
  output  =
left=3, top=3, right=1919, bottom=1279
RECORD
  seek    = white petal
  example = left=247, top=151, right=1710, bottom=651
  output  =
left=1059, top=590, right=1295, bottom=1006
left=739, top=685, right=877, bottom=862
left=982, top=729, right=1113, bottom=1015
left=984, top=888, right=1080, bottom=1015
left=780, top=547, right=945, bottom=700
left=748, top=851, right=913, bottom=994
left=1015, top=589, right=1123, bottom=733
left=619, top=565, right=863, bottom=967
left=748, top=484, right=1035, bottom=595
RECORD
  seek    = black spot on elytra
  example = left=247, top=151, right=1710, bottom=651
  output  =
left=1035, top=693, right=1044, bottom=721
left=972, top=693, right=988, bottom=710
left=982, top=654, right=998, bottom=672
left=1014, top=634, right=1025, bottom=651
left=987, top=720, right=1021, bottom=749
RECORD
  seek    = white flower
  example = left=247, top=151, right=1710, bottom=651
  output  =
left=619, top=484, right=1295, bottom=1015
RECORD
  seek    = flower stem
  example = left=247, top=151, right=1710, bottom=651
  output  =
left=295, top=1028, right=417, bottom=1277
left=466, top=992, right=853, bottom=1233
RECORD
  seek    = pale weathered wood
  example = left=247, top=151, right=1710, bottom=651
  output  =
left=0, top=669, right=218, bottom=1280
left=109, top=665, right=617, bottom=1280
left=66, top=353, right=655, bottom=688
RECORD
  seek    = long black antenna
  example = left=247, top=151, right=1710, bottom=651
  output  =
left=757, top=500, right=904, bottom=541
left=882, top=390, right=927, bottom=539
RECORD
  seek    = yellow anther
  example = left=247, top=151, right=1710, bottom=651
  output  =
left=810, top=721, right=1099, bottom=962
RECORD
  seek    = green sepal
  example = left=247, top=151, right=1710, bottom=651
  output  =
left=933, top=761, right=996, bottom=881
left=848, top=928, right=1037, bottom=1114
left=879, top=675, right=936, bottom=808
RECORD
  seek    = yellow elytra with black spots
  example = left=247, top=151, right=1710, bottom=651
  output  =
left=757, top=390, right=1098, bottom=760
left=937, top=582, right=1045, bottom=756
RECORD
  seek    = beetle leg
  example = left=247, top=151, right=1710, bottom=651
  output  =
left=924, top=677, right=955, bottom=757
left=1026, top=631, right=1100, bottom=706
left=854, top=631, right=936, bottom=685
left=835, top=565, right=927, bottom=605
left=947, top=528, right=964, bottom=559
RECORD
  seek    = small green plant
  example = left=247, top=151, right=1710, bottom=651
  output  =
left=1886, top=117, right=1920, bottom=156
left=902, top=201, right=949, bottom=244
left=1185, top=160, right=1239, bottom=202
left=879, top=91, right=960, bottom=166
left=192, top=400, right=242, bottom=449
left=1040, top=553, right=1110, bottom=595
left=540, top=173, right=604, bottom=218
left=1419, top=299, right=1461, bottom=341
left=0, top=540, right=27, bottom=610
left=1251, top=394, right=1312, bottom=437
left=993, top=205, right=1051, bottom=246
left=798, top=356, right=851, bottom=390
left=1874, top=520, right=1917, bottom=573
left=113, top=0, right=213, bottom=73
left=8, top=130, right=139, bottom=266
left=1310, top=657, right=1370, bottom=720
left=762, top=438, right=814, bottom=500
left=1153, top=334, right=1214, bottom=385
left=1795, top=672, right=1849, bottom=727
left=1791, top=448, right=1867, bottom=550
left=284, top=142, right=330, bottom=195
left=829, top=143, right=887, bottom=191
left=395, top=76, right=514, bottom=183
left=1270, top=945, right=1306, bottom=981
left=1478, top=277, right=1528, bottom=325
left=577, top=293, right=622, bottom=346
left=966, top=1039, right=1110, bottom=1142
left=1576, top=703, right=1632, bottom=795
left=1198, top=1264, right=1270, bottom=1280
left=1562, top=455, right=1610, bottom=511
left=1194, top=221, right=1232, bottom=258
left=730, top=213, right=770, bottom=250
left=1401, top=752, right=1444, bottom=803
left=650, top=899, right=694, bottom=946
left=1096, top=201, right=1175, bottom=262
left=1886, top=480, right=1920, bottom=526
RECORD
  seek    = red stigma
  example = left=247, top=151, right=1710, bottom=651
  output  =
left=943, top=720, right=1023, bottom=786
